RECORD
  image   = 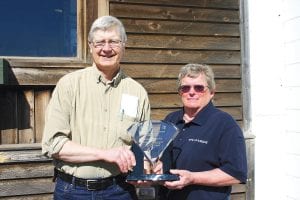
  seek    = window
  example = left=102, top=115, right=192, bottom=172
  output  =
left=0, top=0, right=77, bottom=57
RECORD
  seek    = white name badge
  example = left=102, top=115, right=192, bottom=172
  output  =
left=120, top=94, right=138, bottom=118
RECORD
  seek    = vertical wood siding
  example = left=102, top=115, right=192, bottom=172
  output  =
left=0, top=89, right=51, bottom=145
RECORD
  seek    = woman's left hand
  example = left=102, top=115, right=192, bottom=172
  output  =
left=163, top=169, right=194, bottom=190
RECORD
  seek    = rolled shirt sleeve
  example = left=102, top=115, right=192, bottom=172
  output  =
left=42, top=75, right=73, bottom=158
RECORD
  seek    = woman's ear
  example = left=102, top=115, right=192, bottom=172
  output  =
left=122, top=45, right=126, bottom=55
left=209, top=90, right=215, bottom=98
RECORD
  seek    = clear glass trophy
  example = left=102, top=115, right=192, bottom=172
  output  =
left=126, top=120, right=179, bottom=181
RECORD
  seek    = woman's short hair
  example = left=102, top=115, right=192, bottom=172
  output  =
left=178, top=63, right=216, bottom=91
left=88, top=16, right=127, bottom=43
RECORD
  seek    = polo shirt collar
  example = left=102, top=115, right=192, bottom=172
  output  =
left=174, top=101, right=214, bottom=126
left=192, top=101, right=214, bottom=126
left=171, top=109, right=185, bottom=126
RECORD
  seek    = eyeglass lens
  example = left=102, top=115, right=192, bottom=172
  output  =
left=92, top=40, right=122, bottom=49
left=179, top=85, right=206, bottom=93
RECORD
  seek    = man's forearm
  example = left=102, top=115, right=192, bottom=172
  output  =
left=53, top=141, right=104, bottom=163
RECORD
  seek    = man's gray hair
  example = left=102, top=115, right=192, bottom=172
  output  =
left=88, top=16, right=127, bottom=42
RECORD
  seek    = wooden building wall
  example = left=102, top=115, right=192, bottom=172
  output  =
left=0, top=0, right=253, bottom=199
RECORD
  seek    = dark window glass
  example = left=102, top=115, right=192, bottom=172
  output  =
left=0, top=0, right=77, bottom=57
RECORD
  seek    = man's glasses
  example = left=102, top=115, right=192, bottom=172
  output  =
left=178, top=85, right=209, bottom=93
left=90, top=40, right=123, bottom=49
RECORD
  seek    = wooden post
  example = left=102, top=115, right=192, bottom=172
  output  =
left=0, top=59, right=8, bottom=85
left=98, top=0, right=109, bottom=17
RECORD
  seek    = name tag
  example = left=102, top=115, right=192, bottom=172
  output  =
left=120, top=94, right=138, bottom=118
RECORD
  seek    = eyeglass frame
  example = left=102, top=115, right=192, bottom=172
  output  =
left=178, top=84, right=210, bottom=94
left=89, top=39, right=124, bottom=49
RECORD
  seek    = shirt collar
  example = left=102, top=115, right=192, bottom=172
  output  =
left=174, top=101, right=214, bottom=126
left=93, top=66, right=127, bottom=87
left=172, top=109, right=185, bottom=126
left=191, top=101, right=214, bottom=126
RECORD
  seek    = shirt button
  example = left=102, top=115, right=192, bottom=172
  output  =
left=104, top=109, right=108, bottom=112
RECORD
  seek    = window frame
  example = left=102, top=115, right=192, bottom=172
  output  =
left=0, top=0, right=108, bottom=79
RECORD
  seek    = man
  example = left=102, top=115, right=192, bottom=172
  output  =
left=42, top=16, right=150, bottom=200
left=160, top=63, right=247, bottom=200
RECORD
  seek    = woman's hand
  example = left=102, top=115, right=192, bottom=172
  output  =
left=163, top=169, right=194, bottom=190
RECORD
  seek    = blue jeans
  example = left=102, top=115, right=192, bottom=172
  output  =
left=54, top=177, right=138, bottom=200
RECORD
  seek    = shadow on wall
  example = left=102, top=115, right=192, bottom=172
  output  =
left=0, top=59, right=31, bottom=144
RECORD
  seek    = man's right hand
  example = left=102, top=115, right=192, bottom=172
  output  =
left=104, top=146, right=136, bottom=173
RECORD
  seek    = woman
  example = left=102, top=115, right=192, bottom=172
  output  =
left=160, top=63, right=247, bottom=200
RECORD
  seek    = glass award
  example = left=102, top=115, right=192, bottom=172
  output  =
left=126, top=120, right=179, bottom=181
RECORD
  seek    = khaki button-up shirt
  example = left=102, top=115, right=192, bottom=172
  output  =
left=42, top=66, right=150, bottom=178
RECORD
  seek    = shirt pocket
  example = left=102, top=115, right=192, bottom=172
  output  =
left=118, top=115, right=137, bottom=146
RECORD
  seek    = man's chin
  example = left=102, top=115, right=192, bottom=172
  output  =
left=98, top=61, right=116, bottom=67
left=96, top=62, right=120, bottom=71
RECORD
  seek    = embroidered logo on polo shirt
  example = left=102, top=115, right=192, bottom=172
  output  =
left=188, top=138, right=208, bottom=144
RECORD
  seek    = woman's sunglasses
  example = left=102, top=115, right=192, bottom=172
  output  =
left=178, top=85, right=209, bottom=93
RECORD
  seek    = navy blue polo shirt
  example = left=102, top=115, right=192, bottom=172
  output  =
left=164, top=101, right=247, bottom=200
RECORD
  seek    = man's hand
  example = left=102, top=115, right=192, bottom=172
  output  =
left=104, top=146, right=136, bottom=173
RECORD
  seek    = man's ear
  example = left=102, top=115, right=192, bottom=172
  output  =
left=88, top=43, right=93, bottom=53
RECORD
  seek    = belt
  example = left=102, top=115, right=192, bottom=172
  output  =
left=54, top=168, right=125, bottom=191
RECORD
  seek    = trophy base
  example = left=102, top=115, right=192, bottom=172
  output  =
left=126, top=174, right=179, bottom=181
